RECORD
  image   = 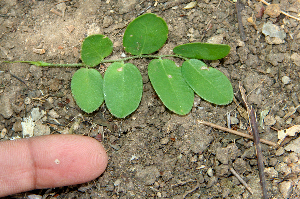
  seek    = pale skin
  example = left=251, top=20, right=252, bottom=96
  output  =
left=0, top=134, right=108, bottom=197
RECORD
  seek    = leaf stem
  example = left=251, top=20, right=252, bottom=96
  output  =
left=101, top=54, right=189, bottom=63
left=3, top=54, right=189, bottom=68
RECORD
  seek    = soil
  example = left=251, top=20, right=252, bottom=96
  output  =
left=1, top=0, right=300, bottom=198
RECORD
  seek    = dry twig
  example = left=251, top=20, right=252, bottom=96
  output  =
left=239, top=83, right=268, bottom=199
left=182, top=182, right=200, bottom=198
left=235, top=0, right=246, bottom=41
left=230, top=168, right=253, bottom=194
left=198, top=120, right=277, bottom=146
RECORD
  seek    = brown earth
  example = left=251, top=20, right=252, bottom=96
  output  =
left=1, top=0, right=300, bottom=198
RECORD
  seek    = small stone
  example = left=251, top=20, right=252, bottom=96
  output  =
left=206, top=176, right=217, bottom=188
left=269, top=157, right=278, bottom=166
left=160, top=137, right=169, bottom=145
left=24, top=97, right=31, bottom=105
left=265, top=4, right=281, bottom=18
left=264, top=115, right=276, bottom=126
left=276, top=162, right=291, bottom=176
left=27, top=195, right=42, bottom=199
left=207, top=167, right=214, bottom=177
left=276, top=147, right=285, bottom=156
left=288, top=152, right=299, bottom=163
left=279, top=181, right=292, bottom=198
left=157, top=192, right=162, bottom=197
left=291, top=53, right=300, bottom=66
left=0, top=93, right=13, bottom=118
left=135, top=166, right=160, bottom=185
left=1, top=128, right=7, bottom=139
left=206, top=34, right=224, bottom=44
left=33, top=121, right=50, bottom=136
left=190, top=155, right=197, bottom=162
left=162, top=170, right=173, bottom=181
left=103, top=16, right=113, bottom=28
left=282, top=76, right=291, bottom=85
left=31, top=108, right=45, bottom=121
left=233, top=158, right=251, bottom=174
left=49, top=79, right=61, bottom=91
left=284, top=137, right=300, bottom=153
left=48, top=109, right=60, bottom=119
left=215, top=164, right=230, bottom=177
left=12, top=121, right=23, bottom=132
left=114, top=179, right=122, bottom=186
left=262, top=22, right=286, bottom=40
left=66, top=25, right=75, bottom=33
left=230, top=116, right=239, bottom=125
left=106, top=184, right=114, bottom=192
left=264, top=167, right=278, bottom=178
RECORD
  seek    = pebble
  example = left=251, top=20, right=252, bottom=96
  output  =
left=114, top=179, right=122, bottom=186
left=12, top=120, right=22, bottom=132
left=48, top=109, right=60, bottom=119
left=265, top=4, right=281, bottom=18
left=290, top=53, right=300, bottom=66
left=0, top=92, right=13, bottom=118
left=262, top=22, right=286, bottom=40
left=282, top=76, right=291, bottom=85
left=160, top=137, right=169, bottom=145
left=276, top=147, right=285, bottom=156
left=103, top=16, right=113, bottom=28
left=31, top=108, right=45, bottom=121
left=1, top=128, right=7, bottom=139
left=27, top=195, right=42, bottom=199
left=135, top=165, right=160, bottom=185
left=207, top=167, right=214, bottom=177
left=33, top=121, right=50, bottom=136
left=24, top=97, right=31, bottom=105
left=264, top=167, right=278, bottom=178
left=215, top=164, right=230, bottom=177
left=275, top=162, right=291, bottom=176
left=279, top=180, right=292, bottom=198
left=230, top=116, right=239, bottom=125
left=264, top=115, right=276, bottom=126
left=284, top=137, right=300, bottom=153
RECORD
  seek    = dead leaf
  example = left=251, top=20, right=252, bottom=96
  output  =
left=278, top=125, right=300, bottom=145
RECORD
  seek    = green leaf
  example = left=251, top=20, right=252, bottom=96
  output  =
left=173, top=43, right=230, bottom=60
left=81, top=34, right=113, bottom=67
left=71, top=68, right=104, bottom=113
left=103, top=62, right=143, bottom=118
left=123, top=13, right=168, bottom=55
left=182, top=59, right=233, bottom=105
left=148, top=59, right=194, bottom=115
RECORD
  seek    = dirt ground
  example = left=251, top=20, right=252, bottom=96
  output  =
left=1, top=0, right=300, bottom=198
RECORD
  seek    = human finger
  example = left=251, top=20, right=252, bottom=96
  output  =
left=0, top=134, right=108, bottom=197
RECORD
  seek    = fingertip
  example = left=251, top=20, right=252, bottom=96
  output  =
left=0, top=134, right=108, bottom=197
left=29, top=134, right=108, bottom=189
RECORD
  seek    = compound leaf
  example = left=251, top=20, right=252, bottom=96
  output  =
left=103, top=62, right=143, bottom=118
left=81, top=34, right=113, bottom=67
left=148, top=59, right=194, bottom=115
left=71, top=68, right=104, bottom=113
left=173, top=43, right=230, bottom=60
left=182, top=59, right=233, bottom=105
left=123, top=13, right=168, bottom=55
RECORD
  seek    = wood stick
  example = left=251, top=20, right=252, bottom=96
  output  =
left=230, top=167, right=253, bottom=195
left=198, top=120, right=277, bottom=147
left=236, top=0, right=246, bottom=41
left=249, top=108, right=268, bottom=199
left=239, top=82, right=268, bottom=199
